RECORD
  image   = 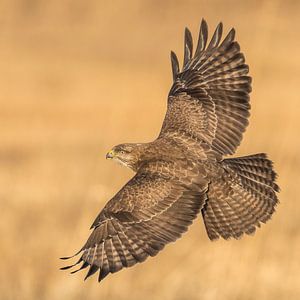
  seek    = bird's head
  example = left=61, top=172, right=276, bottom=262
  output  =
left=106, top=143, right=144, bottom=170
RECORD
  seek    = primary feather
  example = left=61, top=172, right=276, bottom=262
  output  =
left=61, top=19, right=279, bottom=282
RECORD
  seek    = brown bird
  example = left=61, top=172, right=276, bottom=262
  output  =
left=61, top=19, right=279, bottom=282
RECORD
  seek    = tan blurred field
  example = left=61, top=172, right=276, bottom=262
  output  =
left=0, top=0, right=300, bottom=299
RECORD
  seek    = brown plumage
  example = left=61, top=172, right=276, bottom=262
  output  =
left=61, top=19, right=279, bottom=282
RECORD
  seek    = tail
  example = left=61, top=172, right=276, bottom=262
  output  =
left=202, top=153, right=279, bottom=240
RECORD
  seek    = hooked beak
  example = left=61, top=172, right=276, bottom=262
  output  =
left=106, top=150, right=115, bottom=159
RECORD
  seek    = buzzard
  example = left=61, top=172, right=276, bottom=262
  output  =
left=61, top=20, right=279, bottom=282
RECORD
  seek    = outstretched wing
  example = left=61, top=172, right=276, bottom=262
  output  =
left=160, top=19, right=251, bottom=156
left=61, top=161, right=208, bottom=281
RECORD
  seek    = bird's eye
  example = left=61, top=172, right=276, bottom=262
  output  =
left=120, top=150, right=125, bottom=154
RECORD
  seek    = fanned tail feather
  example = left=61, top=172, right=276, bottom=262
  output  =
left=202, top=154, right=279, bottom=240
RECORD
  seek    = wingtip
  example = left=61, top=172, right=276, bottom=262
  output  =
left=70, top=261, right=89, bottom=274
left=195, top=18, right=208, bottom=55
left=201, top=19, right=208, bottom=32
left=170, top=50, right=180, bottom=81
left=60, top=256, right=73, bottom=260
left=184, top=26, right=192, bottom=37
left=206, top=21, right=224, bottom=50
left=84, top=265, right=100, bottom=281
left=218, top=22, right=223, bottom=32
left=60, top=265, right=73, bottom=270
left=227, top=27, right=236, bottom=41
left=60, top=256, right=83, bottom=271
left=201, top=18, right=207, bottom=27
left=219, top=26, right=236, bottom=48
left=98, top=267, right=110, bottom=282
left=184, top=27, right=193, bottom=44
left=60, top=249, right=81, bottom=260
left=183, top=26, right=193, bottom=67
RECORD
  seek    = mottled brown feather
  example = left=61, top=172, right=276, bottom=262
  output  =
left=161, top=19, right=251, bottom=156
left=202, top=154, right=279, bottom=240
left=61, top=21, right=279, bottom=283
left=63, top=160, right=208, bottom=281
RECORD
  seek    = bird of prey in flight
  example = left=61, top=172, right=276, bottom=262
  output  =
left=61, top=19, right=279, bottom=282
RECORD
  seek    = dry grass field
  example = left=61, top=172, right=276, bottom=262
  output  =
left=0, top=0, right=299, bottom=299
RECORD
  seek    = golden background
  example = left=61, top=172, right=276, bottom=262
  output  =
left=1, top=0, right=299, bottom=299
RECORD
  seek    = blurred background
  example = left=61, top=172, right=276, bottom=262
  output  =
left=0, top=0, right=299, bottom=299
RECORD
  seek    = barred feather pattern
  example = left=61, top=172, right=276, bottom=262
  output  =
left=81, top=189, right=206, bottom=281
left=61, top=20, right=280, bottom=283
left=202, top=154, right=279, bottom=240
left=161, top=19, right=251, bottom=156
left=61, top=161, right=208, bottom=281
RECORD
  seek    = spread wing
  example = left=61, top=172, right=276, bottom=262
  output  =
left=61, top=161, right=208, bottom=281
left=160, top=19, right=251, bottom=156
